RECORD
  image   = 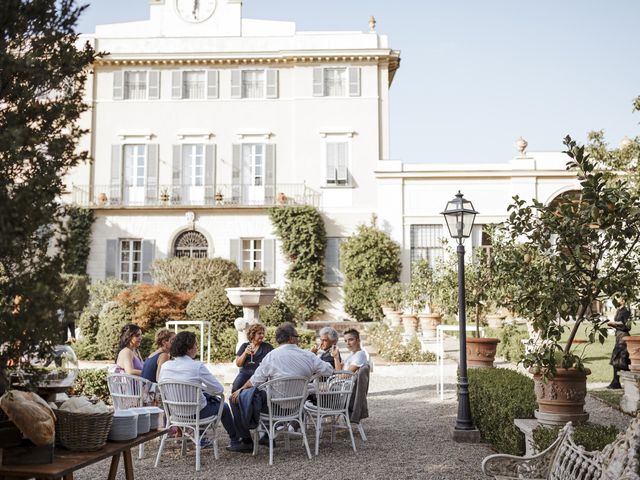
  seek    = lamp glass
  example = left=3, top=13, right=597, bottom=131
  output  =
left=441, top=192, right=478, bottom=239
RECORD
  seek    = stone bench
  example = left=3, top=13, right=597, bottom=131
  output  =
left=482, top=414, right=640, bottom=480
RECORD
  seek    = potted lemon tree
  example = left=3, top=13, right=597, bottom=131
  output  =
left=493, top=136, right=640, bottom=425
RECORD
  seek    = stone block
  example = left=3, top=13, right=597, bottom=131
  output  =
left=620, top=371, right=640, bottom=414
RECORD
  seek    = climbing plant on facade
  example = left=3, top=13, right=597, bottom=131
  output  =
left=60, top=206, right=95, bottom=274
left=269, top=205, right=327, bottom=321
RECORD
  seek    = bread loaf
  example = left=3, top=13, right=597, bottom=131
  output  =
left=0, top=390, right=56, bottom=446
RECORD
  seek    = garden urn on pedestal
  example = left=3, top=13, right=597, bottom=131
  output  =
left=226, top=287, right=277, bottom=351
left=419, top=313, right=441, bottom=339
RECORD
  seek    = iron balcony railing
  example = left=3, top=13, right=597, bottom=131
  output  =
left=73, top=183, right=321, bottom=208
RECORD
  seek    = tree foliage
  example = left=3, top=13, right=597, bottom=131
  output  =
left=269, top=206, right=326, bottom=320
left=151, top=257, right=241, bottom=293
left=118, top=284, right=194, bottom=331
left=494, top=136, right=640, bottom=378
left=341, top=217, right=401, bottom=321
left=0, top=0, right=97, bottom=392
left=185, top=286, right=242, bottom=328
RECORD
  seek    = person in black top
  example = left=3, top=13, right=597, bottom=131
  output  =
left=310, top=326, right=341, bottom=368
left=607, top=298, right=632, bottom=389
left=232, top=323, right=274, bottom=393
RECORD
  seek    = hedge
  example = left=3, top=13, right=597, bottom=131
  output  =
left=70, top=368, right=110, bottom=404
left=468, top=367, right=537, bottom=455
left=532, top=423, right=619, bottom=453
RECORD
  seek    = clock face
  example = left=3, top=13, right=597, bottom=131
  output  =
left=175, top=0, right=216, bottom=23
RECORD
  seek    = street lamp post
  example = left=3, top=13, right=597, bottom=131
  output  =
left=441, top=191, right=481, bottom=442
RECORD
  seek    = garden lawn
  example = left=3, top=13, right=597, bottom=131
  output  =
left=561, top=323, right=640, bottom=384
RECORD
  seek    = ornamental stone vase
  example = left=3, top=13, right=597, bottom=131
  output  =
left=486, top=314, right=507, bottom=329
left=532, top=368, right=590, bottom=426
left=381, top=306, right=395, bottom=326
left=401, top=313, right=419, bottom=338
left=419, top=313, right=441, bottom=339
left=226, top=287, right=277, bottom=351
left=466, top=337, right=500, bottom=368
left=623, top=336, right=640, bottom=372
left=387, top=310, right=403, bottom=329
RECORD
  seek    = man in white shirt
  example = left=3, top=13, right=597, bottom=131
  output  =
left=159, top=331, right=246, bottom=450
left=229, top=323, right=334, bottom=447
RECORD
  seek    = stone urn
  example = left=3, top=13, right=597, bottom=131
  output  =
left=623, top=336, right=640, bottom=372
left=486, top=314, right=506, bottom=329
left=381, top=306, right=395, bottom=326
left=226, top=287, right=277, bottom=351
left=419, top=313, right=441, bottom=339
left=532, top=368, right=590, bottom=426
left=401, top=313, right=419, bottom=338
left=387, top=310, right=403, bottom=329
left=466, top=337, right=500, bottom=368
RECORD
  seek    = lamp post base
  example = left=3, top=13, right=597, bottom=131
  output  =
left=452, top=427, right=481, bottom=443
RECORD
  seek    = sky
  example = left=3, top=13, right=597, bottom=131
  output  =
left=76, top=0, right=640, bottom=164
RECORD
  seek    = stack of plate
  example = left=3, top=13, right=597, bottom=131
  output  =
left=109, top=410, right=138, bottom=441
left=145, top=407, right=164, bottom=430
left=129, top=407, right=150, bottom=434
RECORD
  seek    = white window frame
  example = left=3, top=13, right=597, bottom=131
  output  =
left=181, top=143, right=205, bottom=186
left=241, top=69, right=265, bottom=99
left=241, top=143, right=265, bottom=186
left=119, top=239, right=143, bottom=284
left=323, top=67, right=347, bottom=97
left=122, top=144, right=147, bottom=187
left=181, top=70, right=206, bottom=100
left=242, top=238, right=263, bottom=271
left=322, top=135, right=352, bottom=187
left=410, top=225, right=446, bottom=269
left=123, top=71, right=148, bottom=100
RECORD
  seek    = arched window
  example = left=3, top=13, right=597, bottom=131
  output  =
left=548, top=189, right=582, bottom=210
left=174, top=231, right=208, bottom=258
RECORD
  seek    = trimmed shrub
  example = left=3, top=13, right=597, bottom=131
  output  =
left=94, top=302, right=134, bottom=360
left=61, top=273, right=90, bottom=321
left=368, top=323, right=436, bottom=362
left=260, top=297, right=294, bottom=327
left=118, top=284, right=193, bottom=331
left=282, top=278, right=320, bottom=323
left=240, top=270, right=266, bottom=287
left=72, top=338, right=100, bottom=361
left=532, top=423, right=619, bottom=452
left=186, top=286, right=242, bottom=328
left=486, top=324, right=528, bottom=363
left=468, top=367, right=537, bottom=455
left=78, top=278, right=128, bottom=343
left=151, top=257, right=241, bottom=293
left=341, top=218, right=401, bottom=322
left=70, top=368, right=110, bottom=404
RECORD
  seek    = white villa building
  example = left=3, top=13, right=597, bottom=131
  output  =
left=66, top=0, right=578, bottom=320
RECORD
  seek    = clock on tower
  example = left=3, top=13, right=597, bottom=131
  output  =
left=175, top=0, right=217, bottom=23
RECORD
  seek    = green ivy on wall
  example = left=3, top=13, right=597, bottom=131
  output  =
left=61, top=206, right=95, bottom=274
left=268, top=205, right=326, bottom=322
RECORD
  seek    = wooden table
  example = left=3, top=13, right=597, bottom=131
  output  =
left=0, top=429, right=166, bottom=480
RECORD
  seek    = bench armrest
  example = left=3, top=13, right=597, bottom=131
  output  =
left=481, top=447, right=556, bottom=479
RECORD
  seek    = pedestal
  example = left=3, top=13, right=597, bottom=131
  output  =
left=514, top=419, right=540, bottom=456
left=452, top=427, right=481, bottom=443
left=620, top=371, right=640, bottom=414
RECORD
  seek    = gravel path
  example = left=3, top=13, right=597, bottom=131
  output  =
left=74, top=364, right=494, bottom=480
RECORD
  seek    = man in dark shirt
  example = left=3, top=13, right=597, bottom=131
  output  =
left=310, top=326, right=341, bottom=368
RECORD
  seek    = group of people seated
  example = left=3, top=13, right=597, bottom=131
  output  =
left=113, top=321, right=368, bottom=453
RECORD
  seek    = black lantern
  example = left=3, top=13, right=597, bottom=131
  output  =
left=441, top=191, right=480, bottom=442
left=441, top=191, right=477, bottom=242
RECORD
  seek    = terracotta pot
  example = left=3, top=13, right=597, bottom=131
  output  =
left=466, top=337, right=500, bottom=368
left=623, top=336, right=640, bottom=372
left=401, top=313, right=419, bottom=336
left=387, top=310, right=402, bottom=329
left=486, top=314, right=506, bottom=329
left=419, top=313, right=441, bottom=339
left=531, top=368, right=590, bottom=426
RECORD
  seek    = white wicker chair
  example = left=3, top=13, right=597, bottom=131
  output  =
left=106, top=372, right=155, bottom=458
left=304, top=371, right=357, bottom=455
left=155, top=380, right=224, bottom=472
left=251, top=376, right=312, bottom=465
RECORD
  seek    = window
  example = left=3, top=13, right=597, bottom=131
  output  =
left=313, top=67, right=360, bottom=97
left=182, top=71, right=206, bottom=99
left=174, top=231, right=208, bottom=258
left=324, top=68, right=346, bottom=96
left=124, top=71, right=147, bottom=100
left=120, top=239, right=142, bottom=283
left=410, top=225, right=445, bottom=268
left=242, top=70, right=265, bottom=99
left=123, top=145, right=146, bottom=187
left=472, top=224, right=493, bottom=262
left=242, top=239, right=262, bottom=271
left=325, top=141, right=349, bottom=185
left=182, top=144, right=205, bottom=186
left=242, top=144, right=265, bottom=186
left=324, top=237, right=344, bottom=284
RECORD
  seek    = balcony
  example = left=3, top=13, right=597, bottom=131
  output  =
left=72, top=184, right=321, bottom=209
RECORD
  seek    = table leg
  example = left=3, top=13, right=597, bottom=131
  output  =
left=64, top=474, right=74, bottom=480
left=107, top=452, right=121, bottom=480
left=123, top=449, right=134, bottom=480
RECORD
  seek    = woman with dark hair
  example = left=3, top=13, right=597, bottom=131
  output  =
left=141, top=329, right=175, bottom=383
left=232, top=323, right=273, bottom=393
left=607, top=298, right=632, bottom=389
left=159, top=331, right=247, bottom=451
left=116, top=323, right=143, bottom=375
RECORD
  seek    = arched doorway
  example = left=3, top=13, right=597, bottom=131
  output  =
left=173, top=230, right=208, bottom=258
